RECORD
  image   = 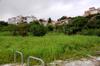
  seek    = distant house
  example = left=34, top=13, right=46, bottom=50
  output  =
left=8, top=15, right=37, bottom=24
left=39, top=18, right=56, bottom=26
left=84, top=7, right=100, bottom=16
left=25, top=16, right=37, bottom=23
left=56, top=16, right=72, bottom=26
left=39, top=19, right=48, bottom=26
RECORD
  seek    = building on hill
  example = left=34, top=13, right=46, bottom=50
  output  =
left=39, top=18, right=56, bottom=26
left=56, top=16, right=72, bottom=26
left=8, top=15, right=37, bottom=24
left=39, top=19, right=48, bottom=26
left=26, top=16, right=37, bottom=23
left=84, top=7, right=100, bottom=16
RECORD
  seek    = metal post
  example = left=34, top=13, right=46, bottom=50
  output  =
left=27, top=56, right=45, bottom=66
left=14, top=51, right=24, bottom=66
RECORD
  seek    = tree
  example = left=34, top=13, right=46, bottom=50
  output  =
left=87, top=14, right=100, bottom=28
left=17, top=22, right=29, bottom=36
left=47, top=18, right=55, bottom=31
left=0, top=21, right=8, bottom=26
left=48, top=18, right=52, bottom=23
left=63, top=16, right=88, bottom=34
left=58, top=16, right=67, bottom=21
left=0, top=21, right=8, bottom=31
left=30, top=21, right=47, bottom=36
left=47, top=25, right=54, bottom=31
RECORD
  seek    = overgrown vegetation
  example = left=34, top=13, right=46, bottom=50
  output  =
left=29, top=21, right=47, bottom=36
left=0, top=14, right=100, bottom=36
left=0, top=14, right=100, bottom=64
left=0, top=33, right=100, bottom=64
left=63, top=14, right=100, bottom=36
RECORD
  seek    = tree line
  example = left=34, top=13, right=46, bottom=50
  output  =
left=0, top=13, right=100, bottom=36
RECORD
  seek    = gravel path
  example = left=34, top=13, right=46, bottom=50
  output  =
left=1, top=57, right=100, bottom=66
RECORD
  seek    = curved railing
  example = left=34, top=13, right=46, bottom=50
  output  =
left=14, top=51, right=24, bottom=66
left=27, top=56, right=45, bottom=66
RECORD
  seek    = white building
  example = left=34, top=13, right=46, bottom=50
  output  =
left=8, top=15, right=37, bottom=24
left=56, top=16, right=72, bottom=26
left=84, top=7, right=100, bottom=16
left=26, top=16, right=37, bottom=23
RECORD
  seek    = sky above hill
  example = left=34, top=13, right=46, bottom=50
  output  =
left=0, top=0, right=100, bottom=21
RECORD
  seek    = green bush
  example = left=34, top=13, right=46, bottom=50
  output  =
left=63, top=16, right=88, bottom=35
left=16, top=22, right=29, bottom=36
left=80, top=29, right=100, bottom=36
left=47, top=25, right=54, bottom=31
left=87, top=15, right=100, bottom=29
left=30, top=21, right=47, bottom=36
left=55, top=25, right=64, bottom=33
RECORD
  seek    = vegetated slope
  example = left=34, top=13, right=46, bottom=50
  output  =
left=0, top=33, right=100, bottom=64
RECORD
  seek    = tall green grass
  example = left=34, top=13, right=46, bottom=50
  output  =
left=0, top=33, right=100, bottom=64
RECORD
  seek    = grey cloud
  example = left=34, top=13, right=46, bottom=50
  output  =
left=0, top=0, right=100, bottom=21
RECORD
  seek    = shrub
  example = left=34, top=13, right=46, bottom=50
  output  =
left=55, top=25, right=64, bottom=33
left=47, top=25, right=54, bottom=31
left=16, top=22, right=29, bottom=36
left=63, top=16, right=88, bottom=35
left=0, top=21, right=8, bottom=31
left=0, top=21, right=8, bottom=26
left=87, top=15, right=100, bottom=29
left=80, top=29, right=100, bottom=36
left=30, top=21, right=47, bottom=36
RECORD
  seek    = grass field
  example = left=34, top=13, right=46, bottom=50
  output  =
left=0, top=32, right=100, bottom=64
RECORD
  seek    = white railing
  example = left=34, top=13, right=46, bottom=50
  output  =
left=27, top=56, right=45, bottom=66
left=14, top=51, right=24, bottom=66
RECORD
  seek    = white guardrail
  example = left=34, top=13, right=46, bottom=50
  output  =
left=14, top=51, right=24, bottom=66
left=27, top=56, right=45, bottom=66
left=14, top=51, right=45, bottom=66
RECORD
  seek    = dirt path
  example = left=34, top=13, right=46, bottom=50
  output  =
left=49, top=57, right=100, bottom=66
left=1, top=57, right=100, bottom=66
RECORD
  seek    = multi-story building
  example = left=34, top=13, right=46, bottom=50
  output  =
left=26, top=16, right=37, bottom=23
left=39, top=19, right=48, bottom=26
left=39, top=18, right=56, bottom=26
left=84, top=7, right=100, bottom=16
left=56, top=16, right=72, bottom=26
left=8, top=15, right=37, bottom=24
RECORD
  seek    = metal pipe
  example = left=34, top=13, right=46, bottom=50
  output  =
left=14, top=51, right=24, bottom=66
left=27, top=56, right=45, bottom=66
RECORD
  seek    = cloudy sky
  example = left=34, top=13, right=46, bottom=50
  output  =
left=0, top=0, right=100, bottom=21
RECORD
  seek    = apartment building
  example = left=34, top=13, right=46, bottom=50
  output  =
left=84, top=7, right=100, bottom=16
left=8, top=15, right=37, bottom=24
